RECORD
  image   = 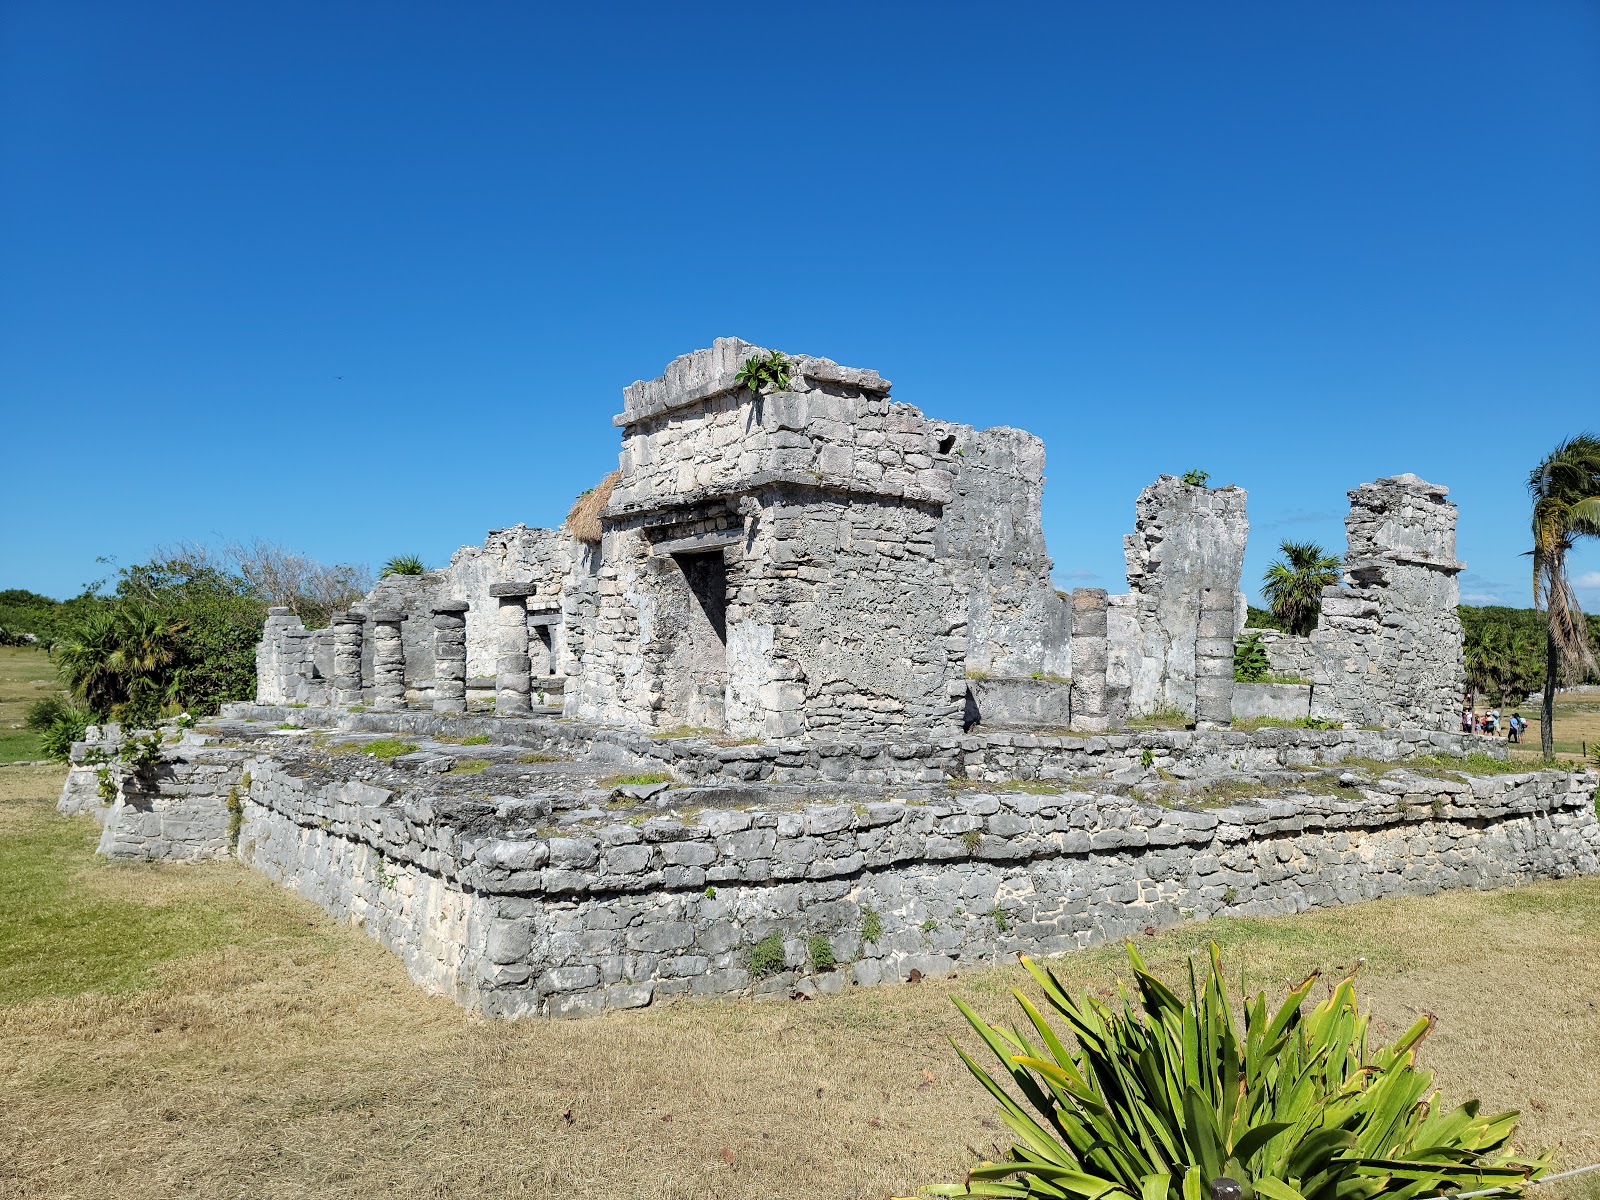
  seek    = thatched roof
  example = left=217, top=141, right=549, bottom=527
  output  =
left=566, top=470, right=620, bottom=544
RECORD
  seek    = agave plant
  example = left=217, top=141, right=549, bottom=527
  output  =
left=381, top=554, right=428, bottom=577
left=914, top=944, right=1543, bottom=1200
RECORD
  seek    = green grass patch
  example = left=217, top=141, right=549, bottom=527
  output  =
left=518, top=752, right=565, bottom=764
left=601, top=772, right=673, bottom=788
left=460, top=734, right=491, bottom=746
left=0, top=770, right=324, bottom=1006
left=450, top=759, right=491, bottom=774
left=0, top=728, right=46, bottom=763
left=329, top=739, right=418, bottom=759
left=949, top=778, right=1062, bottom=795
left=1232, top=715, right=1343, bottom=731
left=650, top=725, right=717, bottom=740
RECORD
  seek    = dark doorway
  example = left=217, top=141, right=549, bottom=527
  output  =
left=665, top=550, right=729, bottom=729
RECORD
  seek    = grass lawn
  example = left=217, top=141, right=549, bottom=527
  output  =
left=1510, top=693, right=1600, bottom=764
left=2, top=766, right=1599, bottom=1199
left=0, top=645, right=66, bottom=762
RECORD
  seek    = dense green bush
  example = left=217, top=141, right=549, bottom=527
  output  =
left=920, top=942, right=1543, bottom=1199
left=26, top=696, right=94, bottom=762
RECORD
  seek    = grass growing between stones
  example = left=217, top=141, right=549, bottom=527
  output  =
left=329, top=738, right=418, bottom=759
left=3, top=764, right=1600, bottom=1200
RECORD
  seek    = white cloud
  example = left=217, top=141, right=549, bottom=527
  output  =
left=1574, top=571, right=1600, bottom=589
left=1461, top=593, right=1507, bottom=604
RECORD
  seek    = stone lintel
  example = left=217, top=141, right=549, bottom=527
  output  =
left=649, top=530, right=745, bottom=557
left=488, top=582, right=538, bottom=598
left=602, top=467, right=951, bottom=523
left=330, top=610, right=366, bottom=625
left=431, top=600, right=470, bottom=614
left=368, top=609, right=405, bottom=622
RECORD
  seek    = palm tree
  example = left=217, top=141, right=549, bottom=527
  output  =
left=1527, top=434, right=1600, bottom=758
left=54, top=602, right=181, bottom=723
left=1261, top=541, right=1343, bottom=636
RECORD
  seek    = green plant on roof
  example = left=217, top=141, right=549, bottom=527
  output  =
left=734, top=350, right=792, bottom=395
left=1180, top=468, right=1210, bottom=487
left=380, top=555, right=427, bottom=577
left=917, top=940, right=1544, bottom=1199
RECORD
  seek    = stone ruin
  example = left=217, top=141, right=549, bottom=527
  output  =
left=63, top=338, right=1599, bottom=1017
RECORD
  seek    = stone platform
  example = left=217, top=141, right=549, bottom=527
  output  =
left=61, top=709, right=1600, bottom=1018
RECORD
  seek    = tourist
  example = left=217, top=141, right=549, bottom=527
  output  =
left=1508, top=712, right=1524, bottom=744
left=1462, top=704, right=1473, bottom=734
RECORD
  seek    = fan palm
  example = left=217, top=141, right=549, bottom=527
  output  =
left=54, top=602, right=181, bottom=722
left=1261, top=542, right=1342, bottom=637
left=1527, top=434, right=1600, bottom=758
left=381, top=554, right=427, bottom=577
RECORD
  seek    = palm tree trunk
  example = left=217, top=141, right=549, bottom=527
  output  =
left=1541, top=628, right=1557, bottom=759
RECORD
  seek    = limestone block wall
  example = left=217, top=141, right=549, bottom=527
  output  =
left=1115, top=476, right=1249, bottom=718
left=1308, top=476, right=1466, bottom=729
left=939, top=424, right=1069, bottom=678
left=230, top=750, right=1598, bottom=1018
left=444, top=525, right=573, bottom=681
left=751, top=489, right=966, bottom=738
left=91, top=737, right=247, bottom=862
left=606, top=338, right=950, bottom=517
left=567, top=486, right=965, bottom=740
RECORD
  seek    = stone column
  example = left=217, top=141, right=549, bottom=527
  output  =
left=370, top=610, right=406, bottom=710
left=1194, top=587, right=1235, bottom=730
left=1070, top=588, right=1109, bottom=732
left=431, top=601, right=468, bottom=714
left=330, top=611, right=366, bottom=708
left=489, top=582, right=536, bottom=716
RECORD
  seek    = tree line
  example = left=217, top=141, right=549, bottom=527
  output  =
left=11, top=543, right=376, bottom=758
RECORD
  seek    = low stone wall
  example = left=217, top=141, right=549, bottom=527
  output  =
left=94, top=738, right=248, bottom=862
left=1232, top=683, right=1313, bottom=722
left=230, top=747, right=1598, bottom=1018
left=965, top=677, right=1072, bottom=729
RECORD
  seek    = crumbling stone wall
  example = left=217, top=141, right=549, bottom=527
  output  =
left=1113, top=477, right=1249, bottom=717
left=228, top=748, right=1597, bottom=1018
left=572, top=338, right=968, bottom=738
left=1308, top=475, right=1466, bottom=728
left=938, top=425, right=1069, bottom=678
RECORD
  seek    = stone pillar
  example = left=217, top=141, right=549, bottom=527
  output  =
left=370, top=610, right=406, bottom=710
left=431, top=601, right=468, bottom=714
left=489, top=582, right=536, bottom=716
left=1194, top=587, right=1235, bottom=730
left=330, top=611, right=366, bottom=708
left=1070, top=588, right=1109, bottom=732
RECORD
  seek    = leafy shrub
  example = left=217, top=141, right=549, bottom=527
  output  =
left=861, top=905, right=884, bottom=944
left=381, top=555, right=427, bottom=577
left=28, top=697, right=93, bottom=762
left=1179, top=468, right=1210, bottom=487
left=733, top=350, right=792, bottom=394
left=807, top=934, right=837, bottom=972
left=922, top=942, right=1543, bottom=1199
left=1234, top=633, right=1271, bottom=683
left=748, top=932, right=786, bottom=978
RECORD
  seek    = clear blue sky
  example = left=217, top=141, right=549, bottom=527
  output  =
left=3, top=1, right=1597, bottom=608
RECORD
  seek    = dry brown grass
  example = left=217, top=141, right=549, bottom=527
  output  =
left=3, top=764, right=1599, bottom=1200
left=565, top=470, right=620, bottom=545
